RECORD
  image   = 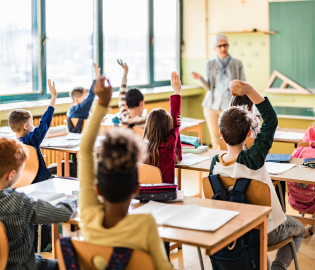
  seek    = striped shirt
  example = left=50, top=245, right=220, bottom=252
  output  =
left=118, top=78, right=146, bottom=128
left=250, top=112, right=262, bottom=138
left=0, top=187, right=77, bottom=270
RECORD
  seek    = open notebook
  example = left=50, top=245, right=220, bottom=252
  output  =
left=265, top=162, right=296, bottom=175
left=132, top=201, right=239, bottom=231
left=180, top=153, right=211, bottom=166
left=26, top=191, right=68, bottom=206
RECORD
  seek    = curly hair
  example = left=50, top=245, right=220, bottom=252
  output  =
left=0, top=138, right=29, bottom=178
left=219, top=106, right=254, bottom=146
left=97, top=128, right=146, bottom=203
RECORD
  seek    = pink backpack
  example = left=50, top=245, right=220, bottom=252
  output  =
left=288, top=130, right=315, bottom=214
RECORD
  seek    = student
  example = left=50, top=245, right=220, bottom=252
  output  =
left=67, top=63, right=101, bottom=120
left=8, top=80, right=58, bottom=183
left=0, top=137, right=77, bottom=270
left=118, top=60, right=146, bottom=128
left=209, top=80, right=305, bottom=270
left=143, top=71, right=182, bottom=184
left=78, top=76, right=173, bottom=270
left=230, top=95, right=262, bottom=138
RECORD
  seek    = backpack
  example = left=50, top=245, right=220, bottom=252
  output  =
left=209, top=174, right=260, bottom=270
left=287, top=148, right=315, bottom=214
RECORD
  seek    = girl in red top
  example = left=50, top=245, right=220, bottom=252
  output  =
left=143, top=71, right=182, bottom=183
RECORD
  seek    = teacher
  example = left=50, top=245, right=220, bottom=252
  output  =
left=191, top=34, right=245, bottom=150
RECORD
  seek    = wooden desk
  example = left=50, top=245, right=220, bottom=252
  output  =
left=40, top=136, right=104, bottom=177
left=274, top=128, right=306, bottom=146
left=180, top=118, right=206, bottom=144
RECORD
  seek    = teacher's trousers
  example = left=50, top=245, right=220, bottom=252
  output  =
left=203, top=107, right=222, bottom=150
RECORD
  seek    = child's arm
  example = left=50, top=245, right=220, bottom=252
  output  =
left=24, top=80, right=56, bottom=146
left=117, top=60, right=130, bottom=119
left=230, top=80, right=277, bottom=169
left=75, top=63, right=100, bottom=115
left=79, top=76, right=112, bottom=210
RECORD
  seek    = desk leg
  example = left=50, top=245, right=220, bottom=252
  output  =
left=198, top=123, right=203, bottom=145
left=51, top=223, right=59, bottom=259
left=56, top=151, right=62, bottom=177
left=176, top=168, right=182, bottom=190
left=199, top=171, right=203, bottom=198
left=64, top=153, right=70, bottom=178
left=260, top=216, right=268, bottom=270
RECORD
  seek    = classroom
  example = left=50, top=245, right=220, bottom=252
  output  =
left=1, top=0, right=315, bottom=269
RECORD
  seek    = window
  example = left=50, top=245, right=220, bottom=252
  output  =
left=0, top=0, right=36, bottom=95
left=46, top=0, right=94, bottom=93
left=103, top=0, right=149, bottom=87
left=154, top=0, right=179, bottom=81
left=0, top=0, right=181, bottom=103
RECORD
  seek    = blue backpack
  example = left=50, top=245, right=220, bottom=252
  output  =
left=209, top=174, right=260, bottom=270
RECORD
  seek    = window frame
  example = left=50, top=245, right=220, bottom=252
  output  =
left=0, top=0, right=182, bottom=104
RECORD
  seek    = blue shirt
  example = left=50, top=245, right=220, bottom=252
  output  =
left=19, top=106, right=54, bottom=183
left=67, top=81, right=96, bottom=119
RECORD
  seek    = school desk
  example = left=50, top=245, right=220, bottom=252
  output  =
left=274, top=128, right=306, bottom=147
left=25, top=178, right=270, bottom=269
left=40, top=136, right=104, bottom=177
left=180, top=118, right=206, bottom=144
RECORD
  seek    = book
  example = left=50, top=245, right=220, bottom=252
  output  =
left=181, top=143, right=196, bottom=149
left=182, top=145, right=208, bottom=154
left=180, top=153, right=211, bottom=166
left=45, top=125, right=69, bottom=138
left=266, top=154, right=291, bottom=163
left=132, top=201, right=239, bottom=231
left=265, top=162, right=296, bottom=175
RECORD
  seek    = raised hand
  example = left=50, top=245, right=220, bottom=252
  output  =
left=229, top=80, right=254, bottom=97
left=94, top=76, right=112, bottom=108
left=48, top=79, right=57, bottom=97
left=117, top=59, right=128, bottom=79
left=191, top=72, right=202, bottom=80
left=94, top=63, right=101, bottom=80
left=171, top=71, right=181, bottom=95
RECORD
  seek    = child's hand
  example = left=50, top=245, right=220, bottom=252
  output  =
left=229, top=80, right=254, bottom=97
left=48, top=79, right=57, bottom=97
left=117, top=59, right=128, bottom=79
left=94, top=63, right=101, bottom=80
left=191, top=72, right=202, bottom=80
left=171, top=71, right=181, bottom=95
left=95, top=76, right=112, bottom=107
left=177, top=115, right=182, bottom=125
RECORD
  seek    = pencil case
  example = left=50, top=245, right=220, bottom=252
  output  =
left=180, top=135, right=201, bottom=148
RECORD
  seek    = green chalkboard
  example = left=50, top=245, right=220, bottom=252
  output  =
left=270, top=1, right=315, bottom=90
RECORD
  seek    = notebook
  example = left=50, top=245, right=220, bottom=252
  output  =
left=180, top=153, right=211, bottom=166
left=26, top=191, right=67, bottom=206
left=265, top=162, right=296, bottom=175
left=274, top=131, right=304, bottom=140
left=266, top=154, right=291, bottom=163
left=182, top=145, right=208, bottom=154
left=132, top=201, right=239, bottom=231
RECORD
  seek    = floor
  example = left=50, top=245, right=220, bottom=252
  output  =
left=57, top=169, right=315, bottom=269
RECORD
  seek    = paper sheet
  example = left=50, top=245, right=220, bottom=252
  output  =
left=274, top=131, right=304, bottom=140
left=180, top=153, right=211, bottom=166
left=265, top=162, right=296, bottom=175
left=132, top=201, right=239, bottom=231
left=27, top=191, right=67, bottom=206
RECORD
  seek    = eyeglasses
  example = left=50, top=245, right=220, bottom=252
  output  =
left=216, top=43, right=229, bottom=49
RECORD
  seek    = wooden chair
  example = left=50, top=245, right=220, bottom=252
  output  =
left=138, top=164, right=163, bottom=184
left=56, top=237, right=154, bottom=270
left=202, top=176, right=300, bottom=270
left=219, top=137, right=255, bottom=150
left=13, top=145, right=39, bottom=188
left=0, top=222, right=9, bottom=270
left=297, top=141, right=309, bottom=148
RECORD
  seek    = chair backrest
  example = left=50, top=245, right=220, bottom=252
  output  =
left=297, top=141, right=309, bottom=148
left=70, top=118, right=88, bottom=132
left=202, top=176, right=271, bottom=207
left=219, top=137, right=255, bottom=151
left=0, top=222, right=9, bottom=270
left=138, top=163, right=163, bottom=184
left=13, top=145, right=39, bottom=188
left=56, top=238, right=155, bottom=270
left=121, top=125, right=144, bottom=138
